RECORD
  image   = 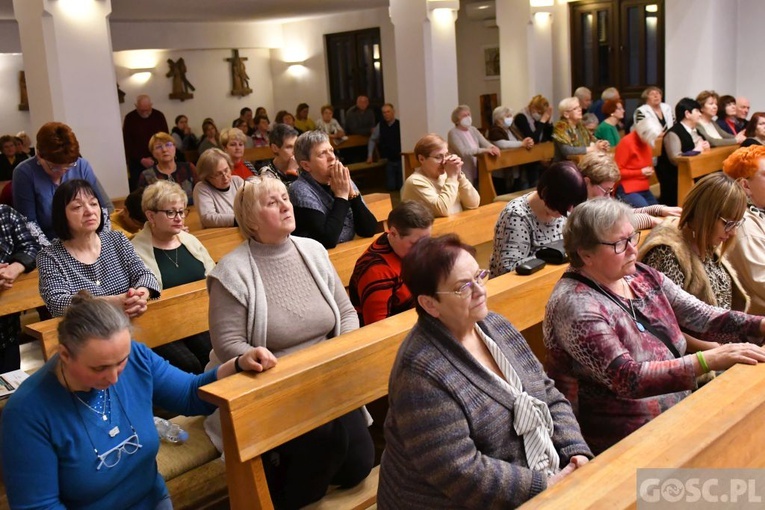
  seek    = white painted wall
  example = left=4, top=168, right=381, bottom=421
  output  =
left=665, top=0, right=737, bottom=105
left=455, top=6, right=502, bottom=125
left=0, top=53, right=32, bottom=138
left=114, top=48, right=274, bottom=136
left=736, top=0, right=765, bottom=111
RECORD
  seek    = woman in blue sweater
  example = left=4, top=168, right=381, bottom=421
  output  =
left=1, top=295, right=276, bottom=510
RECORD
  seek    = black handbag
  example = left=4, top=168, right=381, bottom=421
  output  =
left=536, top=240, right=569, bottom=265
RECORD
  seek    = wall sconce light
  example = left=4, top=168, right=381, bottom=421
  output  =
left=129, top=68, right=154, bottom=75
left=427, top=0, right=459, bottom=11
left=530, top=0, right=554, bottom=7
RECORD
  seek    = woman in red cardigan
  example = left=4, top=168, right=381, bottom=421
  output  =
left=615, top=117, right=664, bottom=208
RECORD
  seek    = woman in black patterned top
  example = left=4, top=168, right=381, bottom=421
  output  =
left=0, top=205, right=42, bottom=371
left=639, top=173, right=749, bottom=311
left=36, top=180, right=160, bottom=318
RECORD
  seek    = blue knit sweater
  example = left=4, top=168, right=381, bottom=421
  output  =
left=1, top=341, right=217, bottom=510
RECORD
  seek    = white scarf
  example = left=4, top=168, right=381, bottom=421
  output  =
left=475, top=325, right=560, bottom=476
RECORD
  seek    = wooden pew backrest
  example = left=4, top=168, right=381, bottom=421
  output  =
left=675, top=145, right=737, bottom=206
left=477, top=143, right=554, bottom=205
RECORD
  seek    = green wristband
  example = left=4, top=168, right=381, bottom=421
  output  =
left=696, top=351, right=711, bottom=373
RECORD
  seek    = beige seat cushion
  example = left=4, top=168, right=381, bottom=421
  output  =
left=157, top=415, right=220, bottom=481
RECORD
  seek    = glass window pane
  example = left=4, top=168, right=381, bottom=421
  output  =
left=582, top=12, right=594, bottom=85
left=627, top=7, right=640, bottom=86
left=646, top=12, right=659, bottom=84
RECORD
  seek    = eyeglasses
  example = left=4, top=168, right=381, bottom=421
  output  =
left=154, top=209, right=188, bottom=219
left=596, top=184, right=615, bottom=197
left=44, top=160, right=77, bottom=173
left=719, top=216, right=746, bottom=233
left=599, top=231, right=640, bottom=254
left=96, top=431, right=142, bottom=470
left=152, top=141, right=175, bottom=151
left=428, top=153, right=450, bottom=163
left=436, top=269, right=490, bottom=299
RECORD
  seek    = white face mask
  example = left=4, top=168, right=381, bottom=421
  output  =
left=531, top=112, right=542, bottom=122
left=460, top=116, right=472, bottom=128
left=503, top=116, right=514, bottom=127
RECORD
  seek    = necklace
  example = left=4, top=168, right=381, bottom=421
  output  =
left=61, top=363, right=119, bottom=436
left=622, top=279, right=646, bottom=332
left=589, top=276, right=646, bottom=333
left=161, top=247, right=179, bottom=268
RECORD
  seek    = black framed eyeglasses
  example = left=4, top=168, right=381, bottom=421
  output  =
left=599, top=231, right=641, bottom=254
left=435, top=269, right=490, bottom=299
left=154, top=209, right=188, bottom=219
left=719, top=216, right=745, bottom=233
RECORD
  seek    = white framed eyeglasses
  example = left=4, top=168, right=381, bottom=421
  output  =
left=435, top=269, right=490, bottom=299
left=719, top=216, right=745, bottom=233
left=96, top=429, right=142, bottom=470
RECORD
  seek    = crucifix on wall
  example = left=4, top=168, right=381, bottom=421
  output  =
left=226, top=49, right=252, bottom=97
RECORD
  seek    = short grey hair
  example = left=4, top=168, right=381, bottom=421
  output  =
left=635, top=117, right=663, bottom=147
left=492, top=106, right=512, bottom=125
left=564, top=198, right=635, bottom=268
left=234, top=175, right=290, bottom=240
left=141, top=180, right=188, bottom=212
left=578, top=151, right=620, bottom=184
left=582, top=113, right=599, bottom=127
left=294, top=130, right=329, bottom=165
left=451, top=105, right=471, bottom=125
left=558, top=97, right=580, bottom=118
left=601, top=87, right=619, bottom=100
left=574, top=86, right=591, bottom=101
left=58, top=293, right=132, bottom=356
left=197, top=148, right=233, bottom=182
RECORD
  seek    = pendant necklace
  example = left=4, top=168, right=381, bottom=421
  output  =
left=61, top=363, right=120, bottom=437
left=622, top=279, right=646, bottom=332
left=162, top=247, right=179, bottom=268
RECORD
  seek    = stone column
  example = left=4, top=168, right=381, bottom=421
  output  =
left=14, top=0, right=128, bottom=198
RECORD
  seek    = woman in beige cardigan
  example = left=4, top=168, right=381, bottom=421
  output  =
left=132, top=180, right=215, bottom=373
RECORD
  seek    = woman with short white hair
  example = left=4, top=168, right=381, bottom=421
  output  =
left=615, top=117, right=664, bottom=207
left=552, top=97, right=608, bottom=161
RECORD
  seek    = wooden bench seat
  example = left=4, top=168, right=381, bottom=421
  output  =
left=477, top=143, right=554, bottom=205
left=675, top=145, right=737, bottom=206
left=520, top=362, right=765, bottom=509
left=198, top=264, right=568, bottom=510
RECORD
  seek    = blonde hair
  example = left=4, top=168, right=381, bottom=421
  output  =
left=451, top=105, right=471, bottom=125
left=680, top=173, right=747, bottom=256
left=414, top=133, right=447, bottom=162
left=219, top=127, right=246, bottom=147
left=141, top=180, right=188, bottom=213
left=148, top=132, right=174, bottom=152
left=196, top=148, right=233, bottom=182
left=578, top=151, right=620, bottom=184
left=558, top=97, right=580, bottom=119
left=234, top=175, right=290, bottom=240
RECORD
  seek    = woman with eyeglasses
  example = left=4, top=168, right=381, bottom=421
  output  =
left=401, top=133, right=480, bottom=217
left=137, top=132, right=197, bottom=205
left=639, top=173, right=750, bottom=311
left=544, top=198, right=765, bottom=455
left=220, top=127, right=258, bottom=180
left=131, top=180, right=214, bottom=373
left=12, top=122, right=112, bottom=240
left=552, top=97, right=609, bottom=161
left=36, top=179, right=160, bottom=318
left=378, top=234, right=592, bottom=509
left=577, top=151, right=680, bottom=228
left=204, top=176, right=374, bottom=508
left=1, top=293, right=276, bottom=510
left=192, top=148, right=246, bottom=228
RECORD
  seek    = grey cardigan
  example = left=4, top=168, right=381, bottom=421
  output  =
left=378, top=312, right=591, bottom=510
left=447, top=126, right=496, bottom=184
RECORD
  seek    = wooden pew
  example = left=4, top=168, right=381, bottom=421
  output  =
left=243, top=146, right=274, bottom=164
left=28, top=279, right=210, bottom=361
left=184, top=205, right=203, bottom=232
left=198, top=263, right=568, bottom=510
left=520, top=362, right=765, bottom=509
left=403, top=152, right=419, bottom=179
left=477, top=142, right=555, bottom=205
left=0, top=270, right=43, bottom=317
left=675, top=145, right=737, bottom=206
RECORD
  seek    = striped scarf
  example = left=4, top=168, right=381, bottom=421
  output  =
left=475, top=325, right=560, bottom=476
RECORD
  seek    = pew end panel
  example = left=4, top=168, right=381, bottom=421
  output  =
left=477, top=143, right=554, bottom=205
left=520, top=363, right=765, bottom=509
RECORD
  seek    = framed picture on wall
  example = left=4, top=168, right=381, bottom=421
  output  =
left=483, top=45, right=500, bottom=80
